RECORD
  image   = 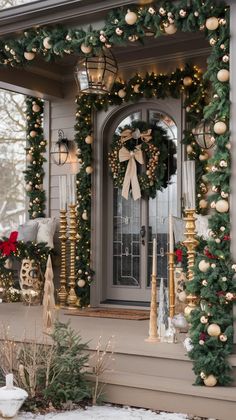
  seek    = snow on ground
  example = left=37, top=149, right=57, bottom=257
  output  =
left=17, top=405, right=190, bottom=420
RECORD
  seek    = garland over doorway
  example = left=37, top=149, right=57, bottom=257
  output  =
left=0, top=0, right=233, bottom=386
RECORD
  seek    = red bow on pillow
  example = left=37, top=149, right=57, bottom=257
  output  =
left=0, top=231, right=18, bottom=256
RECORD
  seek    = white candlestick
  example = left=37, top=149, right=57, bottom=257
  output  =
left=169, top=214, right=174, bottom=253
left=6, top=373, right=13, bottom=389
left=59, top=175, right=67, bottom=210
left=152, top=238, right=157, bottom=276
left=67, top=174, right=76, bottom=205
left=183, top=160, right=196, bottom=210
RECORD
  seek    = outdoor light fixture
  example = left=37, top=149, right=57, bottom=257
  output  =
left=74, top=47, right=118, bottom=95
left=51, top=130, right=70, bottom=166
left=192, top=120, right=215, bottom=150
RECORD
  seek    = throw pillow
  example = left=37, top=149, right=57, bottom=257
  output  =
left=17, top=222, right=38, bottom=242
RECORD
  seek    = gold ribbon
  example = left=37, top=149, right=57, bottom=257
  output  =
left=120, top=128, right=152, bottom=144
left=119, top=145, right=144, bottom=200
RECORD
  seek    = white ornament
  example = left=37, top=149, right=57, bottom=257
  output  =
left=222, top=276, right=227, bottom=282
left=115, top=28, right=123, bottom=35
left=43, top=37, right=52, bottom=49
left=85, top=135, right=93, bottom=144
left=199, top=340, right=205, bottom=346
left=204, top=375, right=217, bottom=387
left=215, top=238, right=221, bottom=244
left=211, top=263, right=216, bottom=269
left=77, top=279, right=86, bottom=288
left=217, top=69, right=229, bottom=82
left=80, top=43, right=92, bottom=54
left=194, top=11, right=199, bottom=17
left=125, top=10, right=138, bottom=25
left=220, top=226, right=226, bottom=232
left=159, top=7, right=166, bottom=16
left=219, top=160, right=227, bottom=167
left=221, top=191, right=228, bottom=198
left=200, top=372, right=206, bottom=379
left=226, top=292, right=234, bottom=301
left=222, top=54, right=229, bottom=63
left=179, top=9, right=187, bottom=17
left=148, top=7, right=155, bottom=15
left=209, top=38, right=216, bottom=46
left=30, top=130, right=37, bottom=138
left=118, top=89, right=126, bottom=98
left=207, top=323, right=221, bottom=337
left=199, top=260, right=210, bottom=273
left=82, top=211, right=88, bottom=221
left=214, top=121, right=227, bottom=135
left=219, top=334, right=227, bottom=342
left=32, top=104, right=41, bottom=113
left=200, top=316, right=208, bottom=324
left=202, top=280, right=208, bottom=286
left=215, top=199, right=229, bottom=213
left=164, top=24, right=177, bottom=35
left=206, top=17, right=219, bottom=31
left=24, top=51, right=35, bottom=61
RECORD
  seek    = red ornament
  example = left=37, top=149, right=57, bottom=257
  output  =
left=0, top=231, right=18, bottom=256
left=223, top=235, right=230, bottom=241
left=199, top=332, right=207, bottom=341
left=204, top=248, right=216, bottom=259
left=175, top=249, right=183, bottom=262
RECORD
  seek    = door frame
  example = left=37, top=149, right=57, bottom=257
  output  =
left=90, top=98, right=183, bottom=307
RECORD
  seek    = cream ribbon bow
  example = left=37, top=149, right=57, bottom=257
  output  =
left=119, top=145, right=144, bottom=200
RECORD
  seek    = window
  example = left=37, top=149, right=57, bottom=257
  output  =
left=0, top=89, right=27, bottom=235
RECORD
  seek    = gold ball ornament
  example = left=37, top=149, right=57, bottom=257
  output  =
left=184, top=305, right=194, bottom=317
left=215, top=199, right=229, bottom=213
left=205, top=17, right=219, bottom=31
left=199, top=199, right=208, bottom=209
left=214, top=121, right=227, bottom=135
left=30, top=130, right=37, bottom=138
left=25, top=184, right=32, bottom=191
left=32, top=104, right=41, bottom=113
left=77, top=279, right=86, bottom=288
left=204, top=375, right=217, bottom=387
left=26, top=154, right=33, bottom=163
left=80, top=43, right=92, bottom=54
left=198, top=260, right=210, bottom=273
left=199, top=152, right=209, bottom=161
left=133, top=84, right=140, bottom=93
left=85, top=135, right=93, bottom=144
left=43, top=37, right=52, bottom=49
left=217, top=69, right=230, bottom=82
left=186, top=144, right=193, bottom=154
left=207, top=323, right=221, bottom=337
left=219, top=334, right=227, bottom=342
left=24, top=51, right=35, bottom=61
left=164, top=24, right=177, bottom=35
left=85, top=166, right=93, bottom=175
left=118, top=89, right=126, bottom=98
left=183, top=76, right=193, bottom=87
left=125, top=10, right=138, bottom=25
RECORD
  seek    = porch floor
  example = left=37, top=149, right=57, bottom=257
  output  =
left=0, top=303, right=236, bottom=420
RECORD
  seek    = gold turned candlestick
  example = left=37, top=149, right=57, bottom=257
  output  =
left=145, top=274, right=159, bottom=342
left=168, top=252, right=175, bottom=318
left=58, top=209, right=68, bottom=307
left=67, top=204, right=78, bottom=309
left=183, top=209, right=199, bottom=315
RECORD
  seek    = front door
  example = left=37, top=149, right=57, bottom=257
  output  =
left=104, top=100, right=182, bottom=304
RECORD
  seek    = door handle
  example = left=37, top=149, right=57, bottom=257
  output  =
left=140, top=225, right=146, bottom=245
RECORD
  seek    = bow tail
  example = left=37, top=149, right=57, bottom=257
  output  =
left=121, top=159, right=132, bottom=200
left=130, top=158, right=141, bottom=201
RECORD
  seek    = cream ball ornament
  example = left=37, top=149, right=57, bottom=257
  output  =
left=26, top=154, right=33, bottom=163
left=207, top=323, right=221, bottom=337
left=77, top=279, right=86, bottom=288
left=200, top=315, right=208, bottom=324
left=85, top=135, right=93, bottom=144
left=164, top=24, right=177, bottom=35
left=118, top=89, right=126, bottom=98
left=85, top=166, right=93, bottom=175
left=24, top=51, right=35, bottom=61
left=80, top=43, right=92, bottom=54
left=186, top=144, right=193, bottom=154
left=30, top=130, right=37, bottom=138
left=199, top=260, right=210, bottom=273
left=125, top=10, right=138, bottom=25
left=82, top=210, right=88, bottom=221
left=214, top=121, right=227, bottom=135
left=25, top=184, right=32, bottom=192
left=204, top=375, right=217, bottom=387
left=183, top=76, right=193, bottom=87
left=199, top=152, right=209, bottom=161
left=133, top=84, right=140, bottom=93
left=199, top=199, right=208, bottom=209
left=206, top=17, right=219, bottom=31
left=219, top=334, right=227, bottom=342
left=32, top=104, right=41, bottom=113
left=215, top=199, right=229, bottom=213
left=43, top=37, right=52, bottom=49
left=217, top=69, right=229, bottom=82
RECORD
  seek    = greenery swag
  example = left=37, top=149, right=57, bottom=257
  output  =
left=25, top=97, right=46, bottom=219
left=108, top=120, right=176, bottom=199
left=0, top=0, right=233, bottom=386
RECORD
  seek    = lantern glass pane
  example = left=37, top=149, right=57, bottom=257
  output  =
left=193, top=121, right=215, bottom=149
left=51, top=141, right=69, bottom=166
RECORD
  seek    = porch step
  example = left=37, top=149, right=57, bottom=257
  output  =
left=96, top=371, right=236, bottom=420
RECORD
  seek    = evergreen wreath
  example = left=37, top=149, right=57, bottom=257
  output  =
left=108, top=120, right=176, bottom=199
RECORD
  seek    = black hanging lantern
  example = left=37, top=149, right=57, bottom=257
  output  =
left=74, top=47, right=118, bottom=95
left=192, top=120, right=215, bottom=150
left=51, top=130, right=69, bottom=166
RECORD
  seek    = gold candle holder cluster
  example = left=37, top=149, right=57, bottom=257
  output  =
left=58, top=205, right=78, bottom=310
left=183, top=209, right=199, bottom=316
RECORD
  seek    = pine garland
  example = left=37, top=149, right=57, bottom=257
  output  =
left=0, top=0, right=233, bottom=385
left=24, top=97, right=46, bottom=219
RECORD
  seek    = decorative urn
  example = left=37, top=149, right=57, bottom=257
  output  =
left=0, top=374, right=28, bottom=418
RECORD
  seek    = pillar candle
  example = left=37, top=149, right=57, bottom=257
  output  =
left=152, top=238, right=157, bottom=276
left=183, top=160, right=196, bottom=210
left=67, top=174, right=76, bottom=205
left=169, top=213, right=174, bottom=253
left=59, top=175, right=67, bottom=210
left=6, top=373, right=13, bottom=388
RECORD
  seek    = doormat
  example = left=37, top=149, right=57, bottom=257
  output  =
left=64, top=307, right=150, bottom=320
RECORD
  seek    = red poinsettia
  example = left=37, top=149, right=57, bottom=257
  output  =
left=0, top=231, right=18, bottom=256
left=175, top=248, right=183, bottom=263
left=199, top=332, right=207, bottom=341
left=204, top=248, right=216, bottom=259
left=223, top=235, right=230, bottom=241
